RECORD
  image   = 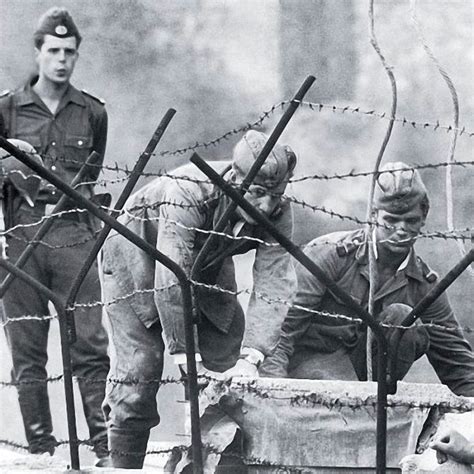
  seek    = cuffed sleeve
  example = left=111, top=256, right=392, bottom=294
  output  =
left=261, top=237, right=341, bottom=376
left=242, top=205, right=296, bottom=356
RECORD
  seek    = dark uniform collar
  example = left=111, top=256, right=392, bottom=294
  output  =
left=16, top=76, right=86, bottom=109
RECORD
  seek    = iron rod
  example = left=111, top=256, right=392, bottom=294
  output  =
left=0, top=137, right=204, bottom=474
left=0, top=151, right=101, bottom=298
left=64, top=109, right=176, bottom=341
left=401, top=248, right=474, bottom=327
left=190, top=151, right=389, bottom=473
left=0, top=258, right=80, bottom=470
left=191, top=75, right=315, bottom=281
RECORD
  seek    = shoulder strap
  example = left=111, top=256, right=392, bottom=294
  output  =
left=81, top=89, right=106, bottom=105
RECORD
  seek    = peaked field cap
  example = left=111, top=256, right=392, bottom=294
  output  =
left=232, top=130, right=297, bottom=187
left=374, top=161, right=428, bottom=213
left=34, top=7, right=82, bottom=45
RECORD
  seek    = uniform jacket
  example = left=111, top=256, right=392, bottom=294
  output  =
left=0, top=77, right=107, bottom=199
left=273, top=229, right=474, bottom=396
left=103, top=161, right=296, bottom=356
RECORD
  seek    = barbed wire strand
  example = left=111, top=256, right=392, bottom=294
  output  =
left=1, top=275, right=471, bottom=337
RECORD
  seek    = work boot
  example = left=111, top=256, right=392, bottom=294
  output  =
left=109, top=427, right=150, bottom=469
left=17, top=383, right=57, bottom=455
left=77, top=379, right=111, bottom=466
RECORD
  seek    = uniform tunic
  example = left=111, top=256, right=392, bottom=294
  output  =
left=262, top=229, right=474, bottom=397
left=0, top=79, right=107, bottom=195
left=0, top=78, right=109, bottom=451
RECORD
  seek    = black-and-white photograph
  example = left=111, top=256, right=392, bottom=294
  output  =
left=0, top=1, right=473, bottom=472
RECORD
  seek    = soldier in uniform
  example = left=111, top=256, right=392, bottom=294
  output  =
left=261, top=162, right=474, bottom=397
left=0, top=7, right=110, bottom=464
left=101, top=130, right=297, bottom=468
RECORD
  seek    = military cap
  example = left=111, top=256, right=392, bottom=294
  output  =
left=34, top=7, right=82, bottom=47
left=232, top=130, right=297, bottom=189
left=374, top=161, right=428, bottom=214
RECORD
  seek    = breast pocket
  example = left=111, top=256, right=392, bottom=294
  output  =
left=63, top=135, right=93, bottom=168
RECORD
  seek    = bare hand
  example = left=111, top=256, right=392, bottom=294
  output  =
left=223, top=358, right=259, bottom=380
left=179, top=361, right=224, bottom=384
left=429, top=428, right=474, bottom=465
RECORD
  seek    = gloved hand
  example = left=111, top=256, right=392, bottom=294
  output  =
left=379, top=303, right=429, bottom=382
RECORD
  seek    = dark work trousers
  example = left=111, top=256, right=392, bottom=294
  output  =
left=101, top=267, right=244, bottom=468
left=1, top=206, right=109, bottom=455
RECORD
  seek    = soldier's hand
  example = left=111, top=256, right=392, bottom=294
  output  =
left=223, top=358, right=259, bottom=380
left=179, top=361, right=224, bottom=390
left=429, top=428, right=474, bottom=465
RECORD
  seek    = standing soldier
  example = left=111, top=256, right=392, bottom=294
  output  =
left=0, top=7, right=110, bottom=465
left=261, top=162, right=474, bottom=397
left=101, top=130, right=297, bottom=468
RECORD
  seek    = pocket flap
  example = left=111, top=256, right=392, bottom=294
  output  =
left=64, top=135, right=92, bottom=149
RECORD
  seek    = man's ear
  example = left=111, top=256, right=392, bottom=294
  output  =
left=34, top=48, right=41, bottom=63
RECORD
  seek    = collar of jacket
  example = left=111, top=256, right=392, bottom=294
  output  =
left=354, top=228, right=425, bottom=283
left=15, top=76, right=86, bottom=109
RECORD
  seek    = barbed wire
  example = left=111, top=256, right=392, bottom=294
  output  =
left=0, top=438, right=302, bottom=472
left=0, top=208, right=89, bottom=235
left=1, top=97, right=473, bottom=179
left=6, top=229, right=100, bottom=249
left=288, top=160, right=474, bottom=185
left=1, top=270, right=472, bottom=336
left=68, top=158, right=471, bottom=189
left=1, top=198, right=471, bottom=252
left=297, top=100, right=474, bottom=136
left=0, top=374, right=63, bottom=388
left=117, top=199, right=473, bottom=244
left=5, top=154, right=474, bottom=187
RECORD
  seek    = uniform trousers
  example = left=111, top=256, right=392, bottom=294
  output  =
left=1, top=206, right=109, bottom=455
left=101, top=267, right=244, bottom=468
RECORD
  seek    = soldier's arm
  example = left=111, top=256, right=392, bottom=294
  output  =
left=423, top=292, right=474, bottom=397
left=242, top=203, right=296, bottom=364
left=154, top=178, right=205, bottom=356
left=260, top=238, right=339, bottom=377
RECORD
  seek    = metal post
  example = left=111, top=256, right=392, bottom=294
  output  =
left=190, top=152, right=389, bottom=474
left=65, top=109, right=176, bottom=343
left=387, top=248, right=474, bottom=400
left=0, top=137, right=204, bottom=474
left=0, top=258, right=80, bottom=470
left=401, top=248, right=474, bottom=327
left=191, top=76, right=315, bottom=281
